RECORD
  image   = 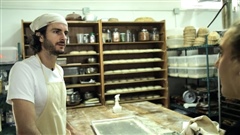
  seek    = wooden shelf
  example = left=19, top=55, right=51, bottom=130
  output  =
left=105, top=88, right=166, bottom=95
left=104, top=78, right=166, bottom=86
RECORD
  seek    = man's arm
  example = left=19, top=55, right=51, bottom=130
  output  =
left=12, top=99, right=41, bottom=135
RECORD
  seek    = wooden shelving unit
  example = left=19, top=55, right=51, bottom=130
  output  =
left=21, top=20, right=169, bottom=108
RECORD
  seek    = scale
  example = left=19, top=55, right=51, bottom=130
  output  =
left=182, top=90, right=197, bottom=103
left=182, top=90, right=198, bottom=108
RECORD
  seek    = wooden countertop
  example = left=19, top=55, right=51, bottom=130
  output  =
left=67, top=101, right=191, bottom=134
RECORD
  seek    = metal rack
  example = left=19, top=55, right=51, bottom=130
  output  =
left=168, top=44, right=219, bottom=118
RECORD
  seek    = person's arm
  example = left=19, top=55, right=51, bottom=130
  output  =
left=66, top=121, right=84, bottom=135
left=12, top=99, right=41, bottom=135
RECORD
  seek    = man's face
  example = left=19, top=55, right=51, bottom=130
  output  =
left=215, top=28, right=240, bottom=99
left=42, top=23, right=68, bottom=55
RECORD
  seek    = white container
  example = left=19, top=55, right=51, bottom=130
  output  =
left=177, top=67, right=188, bottom=78
left=56, top=58, right=67, bottom=65
left=166, top=38, right=184, bottom=48
left=180, top=50, right=198, bottom=56
left=187, top=54, right=218, bottom=67
left=63, top=67, right=79, bottom=75
left=187, top=67, right=215, bottom=78
left=177, top=56, right=188, bottom=67
left=167, top=50, right=178, bottom=57
left=168, top=56, right=178, bottom=67
left=168, top=67, right=178, bottom=77
left=166, top=28, right=183, bottom=38
left=0, top=47, right=18, bottom=64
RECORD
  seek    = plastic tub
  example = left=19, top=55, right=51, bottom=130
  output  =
left=187, top=67, right=215, bottom=78
left=166, top=28, right=183, bottom=38
left=63, top=67, right=79, bottom=75
left=0, top=47, right=18, bottom=64
left=187, top=54, right=218, bottom=67
left=57, top=58, right=67, bottom=65
left=177, top=56, right=188, bottom=67
left=168, top=56, right=178, bottom=67
left=168, top=67, right=178, bottom=77
left=177, top=67, right=188, bottom=78
left=166, top=38, right=184, bottom=48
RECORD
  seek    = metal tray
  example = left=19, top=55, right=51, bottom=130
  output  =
left=91, top=116, right=156, bottom=135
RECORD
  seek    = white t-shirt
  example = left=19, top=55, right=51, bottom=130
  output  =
left=6, top=55, right=64, bottom=117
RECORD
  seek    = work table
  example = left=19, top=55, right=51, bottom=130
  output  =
left=67, top=101, right=191, bottom=134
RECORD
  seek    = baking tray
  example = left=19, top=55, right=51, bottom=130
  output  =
left=91, top=116, right=156, bottom=135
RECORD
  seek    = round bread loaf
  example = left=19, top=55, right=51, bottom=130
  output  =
left=208, top=31, right=220, bottom=41
left=134, top=17, right=155, bottom=22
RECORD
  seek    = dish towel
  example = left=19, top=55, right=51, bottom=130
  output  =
left=181, top=115, right=225, bottom=135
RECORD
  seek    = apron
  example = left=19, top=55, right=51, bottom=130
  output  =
left=35, top=55, right=67, bottom=135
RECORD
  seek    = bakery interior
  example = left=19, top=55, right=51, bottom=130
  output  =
left=0, top=0, right=240, bottom=134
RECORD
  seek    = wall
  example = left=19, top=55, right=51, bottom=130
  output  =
left=1, top=0, right=223, bottom=48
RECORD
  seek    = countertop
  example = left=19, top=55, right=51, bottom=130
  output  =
left=67, top=101, right=191, bottom=134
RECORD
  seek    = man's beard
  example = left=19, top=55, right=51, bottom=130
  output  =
left=43, top=39, right=65, bottom=56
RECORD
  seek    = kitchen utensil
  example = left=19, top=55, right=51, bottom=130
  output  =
left=66, top=90, right=82, bottom=106
left=84, top=91, right=94, bottom=100
left=86, top=67, right=97, bottom=74
left=87, top=57, right=96, bottom=63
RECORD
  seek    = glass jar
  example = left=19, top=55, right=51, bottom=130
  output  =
left=83, top=34, right=89, bottom=43
left=151, top=28, right=159, bottom=41
left=112, top=28, right=120, bottom=42
left=89, top=32, right=96, bottom=43
left=120, top=33, right=126, bottom=42
left=102, top=29, right=107, bottom=43
left=138, top=29, right=149, bottom=41
left=105, top=28, right=112, bottom=42
left=126, top=29, right=132, bottom=42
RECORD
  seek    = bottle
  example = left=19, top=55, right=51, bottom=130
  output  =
left=112, top=28, right=120, bottom=42
left=102, top=28, right=107, bottom=43
left=151, top=27, right=159, bottom=41
left=112, top=94, right=122, bottom=113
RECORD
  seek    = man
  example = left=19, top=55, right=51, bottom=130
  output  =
left=7, top=13, right=82, bottom=135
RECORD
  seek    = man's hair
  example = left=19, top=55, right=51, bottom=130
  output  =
left=30, top=25, right=47, bottom=54
left=226, top=19, right=240, bottom=61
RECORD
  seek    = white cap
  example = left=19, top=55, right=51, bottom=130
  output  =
left=30, top=13, right=68, bottom=32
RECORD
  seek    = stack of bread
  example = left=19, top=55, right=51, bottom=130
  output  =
left=207, top=31, right=221, bottom=45
left=183, top=26, right=196, bottom=47
left=193, top=27, right=209, bottom=46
